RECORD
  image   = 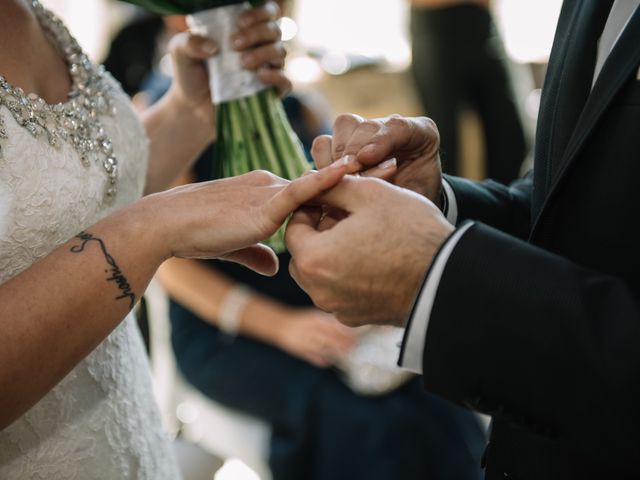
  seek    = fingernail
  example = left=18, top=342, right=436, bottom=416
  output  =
left=233, top=37, right=246, bottom=49
left=330, top=156, right=351, bottom=169
left=265, top=1, right=279, bottom=15
left=360, top=144, right=378, bottom=155
left=379, top=158, right=397, bottom=169
left=342, top=154, right=358, bottom=166
left=201, top=39, right=218, bottom=55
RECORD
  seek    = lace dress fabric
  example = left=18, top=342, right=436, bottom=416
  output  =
left=0, top=3, right=180, bottom=479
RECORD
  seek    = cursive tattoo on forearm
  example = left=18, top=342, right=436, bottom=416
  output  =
left=70, top=232, right=136, bottom=310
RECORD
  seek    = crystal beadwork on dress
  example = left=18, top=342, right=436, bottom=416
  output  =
left=0, top=0, right=119, bottom=201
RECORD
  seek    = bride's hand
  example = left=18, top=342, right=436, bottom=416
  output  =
left=144, top=162, right=351, bottom=275
left=167, top=1, right=289, bottom=126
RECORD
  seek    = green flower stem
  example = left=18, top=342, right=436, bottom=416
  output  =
left=246, top=94, right=282, bottom=175
left=213, top=89, right=309, bottom=253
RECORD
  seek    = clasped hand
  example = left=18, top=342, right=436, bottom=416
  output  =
left=286, top=114, right=455, bottom=328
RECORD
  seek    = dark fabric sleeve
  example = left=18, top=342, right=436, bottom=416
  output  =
left=444, top=173, right=532, bottom=240
left=421, top=222, right=640, bottom=468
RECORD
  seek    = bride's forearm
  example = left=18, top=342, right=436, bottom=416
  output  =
left=0, top=202, right=167, bottom=431
left=142, top=87, right=215, bottom=195
left=0, top=160, right=351, bottom=431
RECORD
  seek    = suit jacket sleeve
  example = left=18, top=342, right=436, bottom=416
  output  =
left=422, top=221, right=640, bottom=465
left=444, top=173, right=532, bottom=240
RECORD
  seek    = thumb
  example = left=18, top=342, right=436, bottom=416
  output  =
left=219, top=244, right=279, bottom=276
left=315, top=176, right=381, bottom=213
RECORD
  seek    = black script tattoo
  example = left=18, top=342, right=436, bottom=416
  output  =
left=70, top=232, right=136, bottom=310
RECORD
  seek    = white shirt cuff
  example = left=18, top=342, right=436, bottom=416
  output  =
left=398, top=221, right=474, bottom=374
left=442, top=179, right=458, bottom=225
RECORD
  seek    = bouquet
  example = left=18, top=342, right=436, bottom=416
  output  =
left=121, top=0, right=310, bottom=252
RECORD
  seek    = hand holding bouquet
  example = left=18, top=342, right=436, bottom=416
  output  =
left=122, top=0, right=309, bottom=252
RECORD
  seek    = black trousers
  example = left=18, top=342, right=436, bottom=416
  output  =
left=410, top=4, right=527, bottom=184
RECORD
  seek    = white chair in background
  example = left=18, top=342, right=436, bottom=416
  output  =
left=144, top=279, right=272, bottom=480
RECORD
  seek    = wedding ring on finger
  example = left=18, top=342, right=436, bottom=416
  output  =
left=318, top=206, right=329, bottom=223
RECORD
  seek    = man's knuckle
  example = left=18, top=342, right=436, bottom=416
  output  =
left=334, top=113, right=360, bottom=131
left=248, top=169, right=275, bottom=185
left=422, top=116, right=438, bottom=133
left=311, top=135, right=329, bottom=154
left=317, top=295, right=340, bottom=313
left=386, top=115, right=408, bottom=130
left=359, top=119, right=381, bottom=132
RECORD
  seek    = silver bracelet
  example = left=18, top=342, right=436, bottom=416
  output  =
left=218, top=285, right=252, bottom=336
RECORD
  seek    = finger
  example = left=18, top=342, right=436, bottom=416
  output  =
left=233, top=21, right=281, bottom=51
left=311, top=135, right=333, bottom=169
left=219, top=244, right=279, bottom=276
left=334, top=310, right=374, bottom=328
left=256, top=67, right=291, bottom=97
left=338, top=118, right=400, bottom=169
left=264, top=159, right=353, bottom=227
left=288, top=258, right=305, bottom=290
left=357, top=116, right=438, bottom=167
left=241, top=43, right=286, bottom=69
left=285, top=207, right=322, bottom=258
left=169, top=32, right=219, bottom=64
left=237, top=0, right=280, bottom=29
left=298, top=205, right=324, bottom=225
left=325, top=326, right=357, bottom=353
left=314, top=175, right=382, bottom=212
left=317, top=207, right=347, bottom=232
left=331, top=113, right=364, bottom=160
left=359, top=158, right=398, bottom=180
left=306, top=353, right=332, bottom=368
left=287, top=177, right=368, bottom=234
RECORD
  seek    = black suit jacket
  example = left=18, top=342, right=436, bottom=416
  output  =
left=418, top=1, right=640, bottom=478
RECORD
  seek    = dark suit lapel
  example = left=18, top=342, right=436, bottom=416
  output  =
left=556, top=6, right=640, bottom=178
left=530, top=2, right=640, bottom=238
left=531, top=0, right=583, bottom=216
left=532, top=0, right=613, bottom=216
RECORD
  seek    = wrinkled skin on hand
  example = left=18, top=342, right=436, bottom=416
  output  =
left=312, top=114, right=444, bottom=205
left=286, top=175, right=454, bottom=328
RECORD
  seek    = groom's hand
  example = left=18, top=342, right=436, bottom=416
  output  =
left=312, top=114, right=444, bottom=206
left=286, top=176, right=454, bottom=328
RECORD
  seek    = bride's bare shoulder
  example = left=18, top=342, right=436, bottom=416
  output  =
left=0, top=1, right=38, bottom=77
left=0, top=1, right=72, bottom=105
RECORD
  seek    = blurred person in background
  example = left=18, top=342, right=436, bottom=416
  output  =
left=409, top=0, right=527, bottom=183
left=103, top=3, right=488, bottom=479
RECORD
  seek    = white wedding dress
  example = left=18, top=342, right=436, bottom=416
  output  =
left=0, top=2, right=181, bottom=478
